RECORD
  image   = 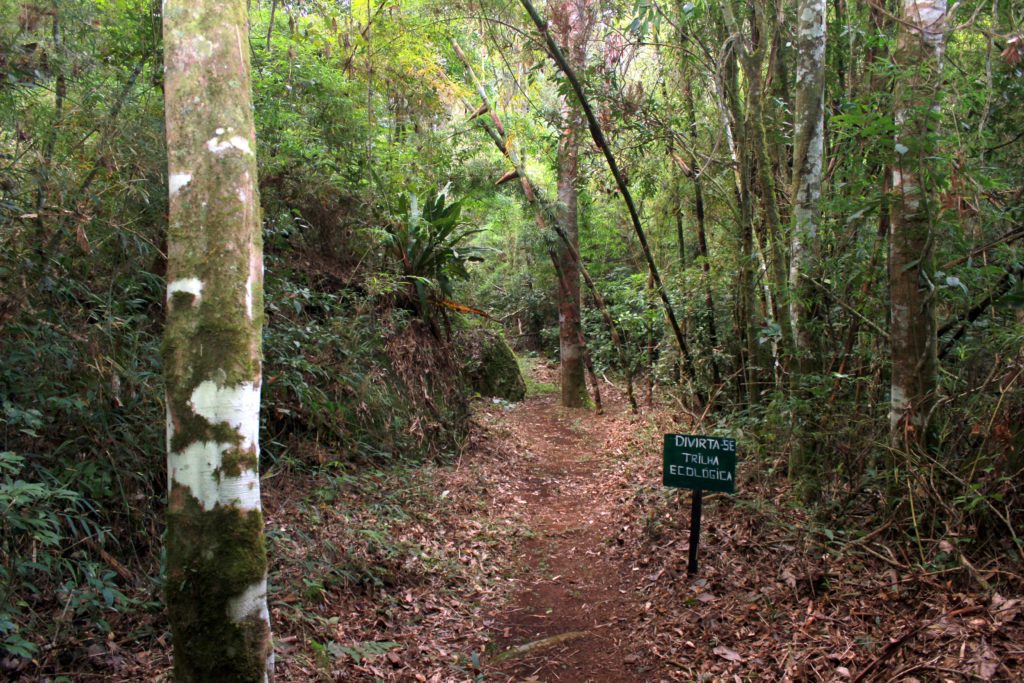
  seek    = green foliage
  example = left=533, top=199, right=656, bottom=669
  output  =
left=380, top=189, right=489, bottom=318
left=262, top=266, right=469, bottom=465
left=0, top=451, right=128, bottom=658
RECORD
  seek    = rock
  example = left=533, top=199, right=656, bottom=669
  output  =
left=457, top=329, right=527, bottom=401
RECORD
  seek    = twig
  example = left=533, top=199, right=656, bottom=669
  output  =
left=806, top=275, right=890, bottom=341
left=851, top=605, right=984, bottom=683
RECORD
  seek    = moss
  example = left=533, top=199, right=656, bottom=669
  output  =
left=171, top=290, right=199, bottom=308
left=458, top=329, right=527, bottom=401
left=219, top=447, right=258, bottom=477
left=166, top=490, right=270, bottom=682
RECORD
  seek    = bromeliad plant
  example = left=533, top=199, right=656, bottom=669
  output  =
left=382, top=189, right=490, bottom=320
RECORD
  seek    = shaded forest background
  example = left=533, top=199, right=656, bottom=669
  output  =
left=0, top=0, right=1022, bottom=676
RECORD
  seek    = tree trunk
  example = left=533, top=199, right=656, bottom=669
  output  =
left=451, top=54, right=641, bottom=413
left=716, top=27, right=759, bottom=404
left=550, top=0, right=594, bottom=408
left=35, top=7, right=66, bottom=238
left=520, top=0, right=705, bottom=407
left=889, top=0, right=946, bottom=447
left=788, top=0, right=827, bottom=498
left=556, top=102, right=588, bottom=407
left=163, top=1, right=273, bottom=680
left=684, top=81, right=722, bottom=387
left=724, top=0, right=793, bottom=363
left=789, top=0, right=827, bottom=368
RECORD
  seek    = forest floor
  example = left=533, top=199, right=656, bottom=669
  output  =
left=27, top=361, right=1023, bottom=682
left=264, top=359, right=1023, bottom=682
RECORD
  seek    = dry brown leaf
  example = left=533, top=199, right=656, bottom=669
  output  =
left=713, top=645, right=743, bottom=663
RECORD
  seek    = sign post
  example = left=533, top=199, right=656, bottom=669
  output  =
left=688, top=487, right=702, bottom=575
left=663, top=434, right=736, bottom=575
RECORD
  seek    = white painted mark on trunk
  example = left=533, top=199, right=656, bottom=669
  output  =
left=206, top=135, right=253, bottom=156
left=227, top=576, right=271, bottom=624
left=167, top=440, right=262, bottom=511
left=169, top=173, right=193, bottom=197
left=167, top=278, right=204, bottom=304
left=190, top=380, right=261, bottom=450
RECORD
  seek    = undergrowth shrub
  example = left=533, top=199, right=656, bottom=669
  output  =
left=262, top=263, right=470, bottom=467
left=0, top=271, right=164, bottom=661
left=709, top=314, right=1024, bottom=577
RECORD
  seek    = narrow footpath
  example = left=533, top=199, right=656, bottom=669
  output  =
left=477, top=365, right=661, bottom=682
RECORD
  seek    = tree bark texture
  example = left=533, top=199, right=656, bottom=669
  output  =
left=889, top=0, right=946, bottom=446
left=788, top=0, right=827, bottom=498
left=789, top=0, right=827, bottom=369
left=163, top=0, right=273, bottom=680
left=550, top=0, right=594, bottom=408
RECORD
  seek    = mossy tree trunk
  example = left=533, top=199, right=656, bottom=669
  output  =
left=889, top=0, right=945, bottom=449
left=163, top=1, right=273, bottom=680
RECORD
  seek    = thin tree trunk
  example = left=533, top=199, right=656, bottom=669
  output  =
left=265, top=0, right=277, bottom=50
left=684, top=81, right=722, bottom=387
left=788, top=0, right=827, bottom=499
left=723, top=0, right=793, bottom=366
left=889, top=0, right=946, bottom=447
left=788, top=0, right=826, bottom=371
left=36, top=6, right=66, bottom=236
left=716, top=29, right=759, bottom=404
left=520, top=0, right=705, bottom=407
left=163, top=1, right=273, bottom=679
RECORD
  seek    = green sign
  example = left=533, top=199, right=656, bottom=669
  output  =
left=663, top=434, right=736, bottom=493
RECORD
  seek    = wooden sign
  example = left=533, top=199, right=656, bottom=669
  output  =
left=662, top=434, right=737, bottom=575
left=663, top=434, right=736, bottom=494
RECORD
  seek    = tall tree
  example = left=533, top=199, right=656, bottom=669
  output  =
left=163, top=1, right=274, bottom=680
left=889, top=0, right=946, bottom=446
left=722, top=0, right=793, bottom=362
left=789, top=0, right=826, bottom=366
left=550, top=0, right=595, bottom=408
left=714, top=16, right=760, bottom=404
left=684, top=79, right=722, bottom=388
left=788, top=0, right=827, bottom=496
left=519, top=0, right=704, bottom=406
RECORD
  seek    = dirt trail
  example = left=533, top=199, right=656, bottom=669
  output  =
left=481, top=376, right=656, bottom=682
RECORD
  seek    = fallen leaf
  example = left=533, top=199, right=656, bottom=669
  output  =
left=713, top=645, right=743, bottom=663
left=974, top=642, right=999, bottom=680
